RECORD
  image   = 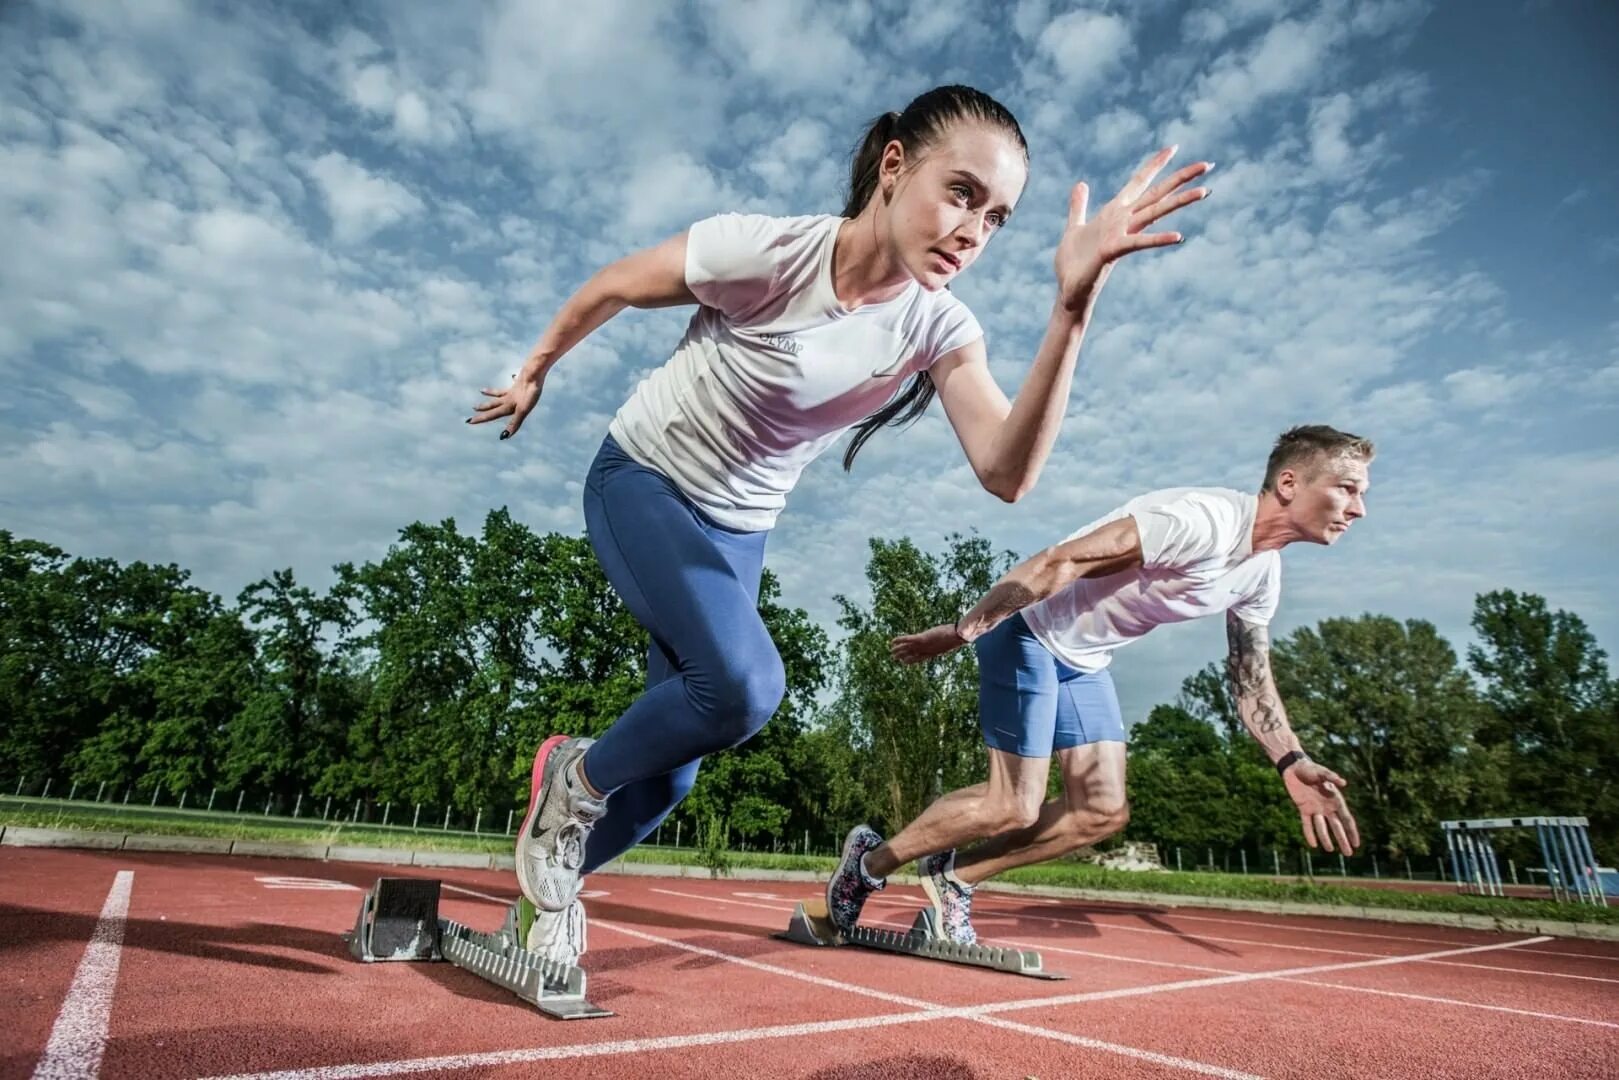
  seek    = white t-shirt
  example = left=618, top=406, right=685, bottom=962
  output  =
left=1021, top=487, right=1282, bottom=672
left=608, top=212, right=984, bottom=531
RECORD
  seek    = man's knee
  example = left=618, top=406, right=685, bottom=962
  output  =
left=1065, top=795, right=1129, bottom=845
left=990, top=791, right=1043, bottom=833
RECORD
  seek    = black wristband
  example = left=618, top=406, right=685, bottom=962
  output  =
left=1275, top=750, right=1309, bottom=777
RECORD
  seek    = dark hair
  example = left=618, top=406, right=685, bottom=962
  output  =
left=841, top=85, right=1027, bottom=471
left=1261, top=425, right=1376, bottom=492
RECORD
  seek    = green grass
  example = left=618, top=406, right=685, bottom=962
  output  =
left=5, top=800, right=1614, bottom=924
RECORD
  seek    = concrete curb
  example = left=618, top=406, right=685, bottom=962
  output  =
left=5, top=826, right=1615, bottom=941
left=122, top=834, right=234, bottom=854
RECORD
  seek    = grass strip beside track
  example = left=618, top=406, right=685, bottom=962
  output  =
left=4, top=799, right=1615, bottom=924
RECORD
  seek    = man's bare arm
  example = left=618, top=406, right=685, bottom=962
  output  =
left=1225, top=611, right=1304, bottom=764
left=954, top=517, right=1144, bottom=642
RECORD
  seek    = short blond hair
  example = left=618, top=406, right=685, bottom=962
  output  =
left=1262, top=425, right=1375, bottom=493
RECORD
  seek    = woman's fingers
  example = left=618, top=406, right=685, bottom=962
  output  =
left=1130, top=187, right=1210, bottom=233
left=1315, top=813, right=1335, bottom=853
left=1116, top=146, right=1177, bottom=206
left=1130, top=161, right=1213, bottom=213
left=1067, top=181, right=1090, bottom=227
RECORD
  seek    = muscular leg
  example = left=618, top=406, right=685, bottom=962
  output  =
left=862, top=748, right=1048, bottom=879
left=953, top=741, right=1129, bottom=884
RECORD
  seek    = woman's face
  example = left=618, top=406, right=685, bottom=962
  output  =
left=881, top=122, right=1027, bottom=290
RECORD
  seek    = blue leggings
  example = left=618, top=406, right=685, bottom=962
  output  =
left=577, top=436, right=784, bottom=872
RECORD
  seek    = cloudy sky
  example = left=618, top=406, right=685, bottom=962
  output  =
left=4, top=0, right=1616, bottom=724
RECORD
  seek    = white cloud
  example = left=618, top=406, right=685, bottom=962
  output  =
left=1036, top=10, right=1135, bottom=98
left=304, top=151, right=425, bottom=243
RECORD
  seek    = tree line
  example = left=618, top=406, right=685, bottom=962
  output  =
left=2, top=520, right=1613, bottom=864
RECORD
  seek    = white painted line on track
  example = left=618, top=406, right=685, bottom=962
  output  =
left=32, top=869, right=133, bottom=1080
left=199, top=1010, right=954, bottom=1080
left=1006, top=939, right=1619, bottom=1030
left=970, top=936, right=1555, bottom=1015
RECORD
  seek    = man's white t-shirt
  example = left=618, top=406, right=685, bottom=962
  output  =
left=608, top=212, right=983, bottom=531
left=1021, top=487, right=1282, bottom=672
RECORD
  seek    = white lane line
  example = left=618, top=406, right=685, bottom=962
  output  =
left=450, top=884, right=1263, bottom=1079
left=1006, top=939, right=1619, bottom=1030
left=1280, top=979, right=1619, bottom=1029
left=969, top=936, right=1555, bottom=1015
left=199, top=1010, right=953, bottom=1080
left=972, top=1015, right=1260, bottom=1080
left=975, top=893, right=1619, bottom=963
left=32, top=870, right=134, bottom=1080
left=592, top=920, right=1262, bottom=1079
left=650, top=886, right=1613, bottom=987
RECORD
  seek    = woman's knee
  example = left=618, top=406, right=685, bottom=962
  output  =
left=696, top=649, right=786, bottom=745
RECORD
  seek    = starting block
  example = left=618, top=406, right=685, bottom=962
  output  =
left=775, top=896, right=1064, bottom=980
left=347, top=877, right=612, bottom=1019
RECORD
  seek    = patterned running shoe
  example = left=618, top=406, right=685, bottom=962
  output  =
left=524, top=897, right=587, bottom=968
left=919, top=849, right=977, bottom=945
left=826, top=824, right=886, bottom=933
left=515, top=735, right=607, bottom=912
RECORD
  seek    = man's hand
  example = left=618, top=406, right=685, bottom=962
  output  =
left=890, top=623, right=966, bottom=664
left=1283, top=761, right=1360, bottom=854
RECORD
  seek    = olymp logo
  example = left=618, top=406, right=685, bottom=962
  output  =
left=759, top=332, right=803, bottom=355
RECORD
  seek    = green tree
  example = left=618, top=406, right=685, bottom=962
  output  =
left=1273, top=615, right=1492, bottom=858
left=1469, top=590, right=1617, bottom=861
left=826, top=533, right=1011, bottom=832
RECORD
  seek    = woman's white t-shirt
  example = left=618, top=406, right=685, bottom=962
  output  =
left=608, top=212, right=984, bottom=531
left=1021, top=487, right=1283, bottom=672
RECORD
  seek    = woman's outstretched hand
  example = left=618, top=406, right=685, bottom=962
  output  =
left=1055, top=146, right=1213, bottom=314
left=467, top=363, right=545, bottom=440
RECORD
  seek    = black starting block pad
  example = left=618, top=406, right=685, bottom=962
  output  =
left=346, top=877, right=612, bottom=1019
left=774, top=900, right=1065, bottom=980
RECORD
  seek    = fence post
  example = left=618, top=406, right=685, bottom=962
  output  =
left=236, top=791, right=245, bottom=813
left=1371, top=853, right=1379, bottom=878
left=14, top=775, right=23, bottom=796
left=208, top=788, right=217, bottom=811
left=69, top=781, right=79, bottom=801
left=413, top=804, right=421, bottom=830
left=150, top=787, right=159, bottom=807
left=353, top=798, right=361, bottom=823
left=293, top=793, right=303, bottom=817
left=43, top=778, right=53, bottom=799
left=1509, top=859, right=1518, bottom=886
left=675, top=821, right=681, bottom=848
left=505, top=808, right=513, bottom=834
left=96, top=781, right=106, bottom=803
left=1206, top=847, right=1213, bottom=871
left=474, top=809, right=482, bottom=835
left=442, top=806, right=451, bottom=830
left=1240, top=849, right=1247, bottom=874
left=383, top=802, right=392, bottom=827
left=1404, top=855, right=1412, bottom=880
left=124, top=789, right=131, bottom=805
left=1337, top=852, right=1346, bottom=876
left=322, top=796, right=331, bottom=821
left=1175, top=847, right=1183, bottom=872
left=264, top=795, right=272, bottom=815
left=656, top=823, right=663, bottom=846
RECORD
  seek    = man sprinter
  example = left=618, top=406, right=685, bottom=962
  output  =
left=825, top=425, right=1370, bottom=943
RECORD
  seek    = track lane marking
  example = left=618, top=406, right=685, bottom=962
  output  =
left=31, top=869, right=134, bottom=1080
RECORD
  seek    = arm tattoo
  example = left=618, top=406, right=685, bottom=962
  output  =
left=1226, top=612, right=1285, bottom=734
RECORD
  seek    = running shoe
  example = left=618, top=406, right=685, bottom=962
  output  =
left=826, top=824, right=886, bottom=932
left=919, top=849, right=977, bottom=945
left=515, top=735, right=607, bottom=911
left=524, top=897, right=587, bottom=968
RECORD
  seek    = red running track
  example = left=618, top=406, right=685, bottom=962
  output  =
left=3, top=848, right=1617, bottom=1079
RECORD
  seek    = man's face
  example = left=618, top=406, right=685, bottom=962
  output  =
left=1278, top=455, right=1370, bottom=545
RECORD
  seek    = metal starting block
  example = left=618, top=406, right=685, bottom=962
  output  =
left=774, top=897, right=1065, bottom=980
left=347, top=877, right=612, bottom=1019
